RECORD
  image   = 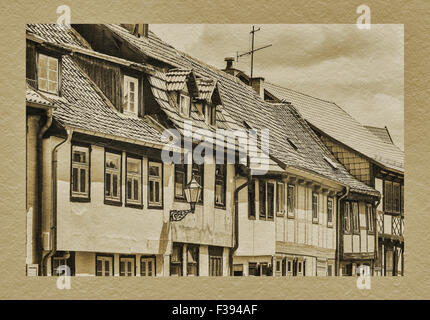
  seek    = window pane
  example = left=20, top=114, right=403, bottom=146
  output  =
left=38, top=79, right=47, bottom=91
left=248, top=179, right=256, bottom=218
left=105, top=173, right=111, bottom=196
left=129, top=81, right=135, bottom=92
left=259, top=181, right=266, bottom=218
left=48, top=81, right=57, bottom=93
left=149, top=165, right=160, bottom=177
left=155, top=181, right=160, bottom=203
left=267, top=183, right=274, bottom=219
left=96, top=259, right=102, bottom=276
left=80, top=168, right=86, bottom=193
left=133, top=178, right=139, bottom=200
left=48, top=70, right=57, bottom=81
left=112, top=174, right=118, bottom=197
left=141, top=261, right=146, bottom=276
left=148, top=261, right=152, bottom=276
left=106, top=153, right=120, bottom=169
left=312, top=194, right=318, bottom=220
left=105, top=260, right=110, bottom=276
left=48, top=57, right=57, bottom=71
left=72, top=167, right=79, bottom=192
left=73, top=150, right=86, bottom=163
left=127, top=178, right=132, bottom=199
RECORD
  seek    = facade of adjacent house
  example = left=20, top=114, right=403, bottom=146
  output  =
left=26, top=23, right=382, bottom=277
left=243, top=73, right=404, bottom=276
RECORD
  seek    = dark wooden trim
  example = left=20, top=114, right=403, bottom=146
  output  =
left=95, top=253, right=115, bottom=276
left=119, top=254, right=137, bottom=276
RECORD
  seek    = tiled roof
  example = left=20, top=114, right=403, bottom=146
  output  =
left=26, top=84, right=54, bottom=108
left=26, top=24, right=90, bottom=50
left=365, top=125, right=396, bottom=146
left=109, top=25, right=379, bottom=195
left=165, top=68, right=192, bottom=92
left=264, top=82, right=404, bottom=173
left=196, top=77, right=217, bottom=101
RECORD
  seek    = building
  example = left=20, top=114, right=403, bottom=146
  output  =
left=26, top=23, right=382, bottom=277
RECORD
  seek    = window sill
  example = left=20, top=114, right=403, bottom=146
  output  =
left=174, top=197, right=187, bottom=203
left=104, top=199, right=122, bottom=207
left=148, top=204, right=163, bottom=210
left=125, top=202, right=144, bottom=209
left=70, top=196, right=91, bottom=203
left=287, top=215, right=295, bottom=219
left=248, top=216, right=256, bottom=220
left=312, top=220, right=319, bottom=224
left=215, top=204, right=226, bottom=210
left=327, top=223, right=334, bottom=228
left=276, top=212, right=285, bottom=217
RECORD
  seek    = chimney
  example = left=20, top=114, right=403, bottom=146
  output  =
left=222, top=57, right=236, bottom=75
left=120, top=24, right=148, bottom=38
left=250, top=77, right=265, bottom=99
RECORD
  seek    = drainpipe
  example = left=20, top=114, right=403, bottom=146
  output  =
left=36, top=109, right=53, bottom=273
left=230, top=168, right=251, bottom=276
left=335, top=186, right=350, bottom=276
left=41, top=128, right=72, bottom=276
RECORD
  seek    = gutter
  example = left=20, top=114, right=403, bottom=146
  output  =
left=335, top=186, right=350, bottom=276
left=229, top=167, right=251, bottom=276
left=41, top=128, right=72, bottom=276
left=36, top=109, right=53, bottom=272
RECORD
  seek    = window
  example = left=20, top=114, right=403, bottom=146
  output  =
left=297, top=260, right=303, bottom=276
left=276, top=183, right=286, bottom=216
left=119, top=256, right=135, bottom=276
left=209, top=246, right=223, bottom=277
left=248, top=179, right=256, bottom=219
left=187, top=245, right=199, bottom=276
left=123, top=75, right=139, bottom=115
left=179, top=94, right=190, bottom=117
left=96, top=255, right=113, bottom=276
left=287, top=259, right=293, bottom=276
left=248, top=262, right=258, bottom=276
left=276, top=259, right=281, bottom=275
left=38, top=53, right=59, bottom=94
left=267, top=182, right=275, bottom=220
left=170, top=243, right=183, bottom=276
left=215, top=164, right=226, bottom=207
left=140, top=257, right=155, bottom=277
left=259, top=180, right=266, bottom=219
left=327, top=197, right=334, bottom=227
left=352, top=202, right=360, bottom=234
left=174, top=163, right=187, bottom=200
left=260, top=262, right=269, bottom=276
left=71, top=145, right=90, bottom=200
left=366, top=203, right=374, bottom=233
left=287, top=185, right=296, bottom=218
left=384, top=180, right=393, bottom=213
left=343, top=202, right=351, bottom=234
left=401, top=185, right=404, bottom=214
left=105, top=151, right=121, bottom=204
left=312, top=192, right=319, bottom=224
left=233, top=264, right=243, bottom=276
left=327, top=264, right=333, bottom=276
left=384, top=180, right=402, bottom=214
left=192, top=162, right=204, bottom=203
left=51, top=251, right=74, bottom=276
left=126, top=156, right=142, bottom=207
left=148, top=161, right=162, bottom=207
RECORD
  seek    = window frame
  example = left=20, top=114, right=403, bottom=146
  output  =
left=267, top=182, right=275, bottom=221
left=170, top=243, right=183, bottom=277
left=104, top=149, right=122, bottom=206
left=179, top=93, right=191, bottom=118
left=123, top=75, right=139, bottom=116
left=174, top=162, right=187, bottom=201
left=37, top=53, right=59, bottom=95
left=287, top=184, right=296, bottom=219
left=259, top=180, right=267, bottom=220
left=186, top=245, right=199, bottom=277
left=125, top=154, right=143, bottom=209
left=214, top=163, right=227, bottom=209
left=70, top=143, right=91, bottom=202
left=148, top=160, right=163, bottom=209
left=327, top=197, right=334, bottom=228
left=119, top=255, right=136, bottom=277
left=95, top=254, right=114, bottom=276
left=140, top=256, right=156, bottom=277
left=192, top=161, right=204, bottom=204
left=312, top=192, right=319, bottom=224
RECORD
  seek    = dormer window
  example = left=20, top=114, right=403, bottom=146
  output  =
left=179, top=94, right=190, bottom=117
left=123, top=75, right=139, bottom=115
left=37, top=53, right=59, bottom=94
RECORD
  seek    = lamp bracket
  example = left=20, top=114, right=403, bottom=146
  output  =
left=170, top=209, right=194, bottom=222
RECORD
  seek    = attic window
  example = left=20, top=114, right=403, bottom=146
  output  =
left=123, top=75, right=139, bottom=115
left=37, top=53, right=59, bottom=94
left=287, top=138, right=298, bottom=151
left=324, top=156, right=339, bottom=170
left=179, top=94, right=190, bottom=117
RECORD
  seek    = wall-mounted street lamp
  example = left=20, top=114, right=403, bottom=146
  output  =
left=170, top=175, right=202, bottom=222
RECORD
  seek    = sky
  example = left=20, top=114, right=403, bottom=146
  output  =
left=150, top=24, right=404, bottom=150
